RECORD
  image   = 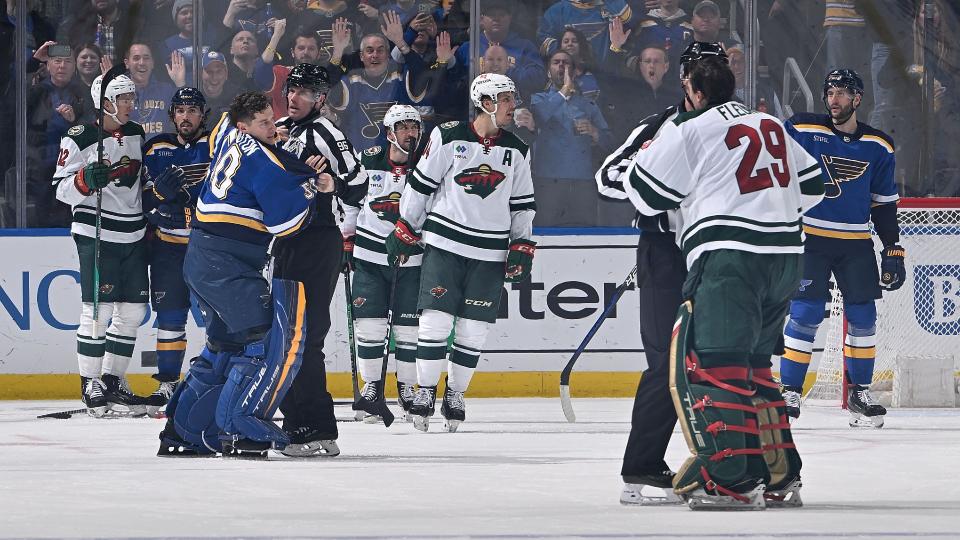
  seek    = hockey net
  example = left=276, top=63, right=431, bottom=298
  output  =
left=803, top=198, right=960, bottom=407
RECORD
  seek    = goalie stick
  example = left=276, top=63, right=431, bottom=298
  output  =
left=559, top=265, right=638, bottom=422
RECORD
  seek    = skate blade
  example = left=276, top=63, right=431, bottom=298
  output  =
left=279, top=440, right=340, bottom=458
left=362, top=414, right=382, bottom=424
left=145, top=405, right=166, bottom=418
left=157, top=444, right=217, bottom=458
left=87, top=406, right=107, bottom=418
left=106, top=403, right=148, bottom=417
left=849, top=413, right=885, bottom=429
left=444, top=419, right=461, bottom=433
left=354, top=410, right=366, bottom=422
left=403, top=412, right=413, bottom=422
left=621, top=487, right=683, bottom=506
left=764, top=479, right=803, bottom=508
left=413, top=415, right=429, bottom=432
left=685, top=486, right=766, bottom=511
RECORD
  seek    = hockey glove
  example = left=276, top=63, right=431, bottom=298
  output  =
left=879, top=244, right=906, bottom=291
left=504, top=239, right=536, bottom=283
left=146, top=203, right=188, bottom=230
left=74, top=162, right=111, bottom=195
left=385, top=218, right=422, bottom=266
left=342, top=235, right=355, bottom=272
left=151, top=165, right=190, bottom=204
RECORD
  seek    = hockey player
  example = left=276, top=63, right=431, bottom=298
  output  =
left=386, top=73, right=536, bottom=433
left=778, top=69, right=903, bottom=428
left=342, top=104, right=423, bottom=423
left=625, top=57, right=824, bottom=509
left=274, top=63, right=367, bottom=457
left=141, top=87, right=212, bottom=417
left=597, top=41, right=725, bottom=506
left=167, top=92, right=335, bottom=458
left=54, top=73, right=149, bottom=418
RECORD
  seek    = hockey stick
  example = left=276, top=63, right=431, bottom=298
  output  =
left=37, top=408, right=88, bottom=419
left=350, top=266, right=398, bottom=427
left=559, top=265, right=638, bottom=422
left=341, top=266, right=362, bottom=405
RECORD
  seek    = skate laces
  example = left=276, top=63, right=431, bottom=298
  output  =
left=85, top=378, right=104, bottom=399
left=856, top=387, right=879, bottom=406
left=445, top=389, right=465, bottom=410
left=783, top=390, right=801, bottom=408
left=414, top=388, right=433, bottom=406
left=154, top=381, right=176, bottom=399
left=398, top=383, right=415, bottom=401
left=361, top=381, right=379, bottom=400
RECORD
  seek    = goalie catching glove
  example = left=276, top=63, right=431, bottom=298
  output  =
left=504, top=239, right=536, bottom=282
left=879, top=244, right=905, bottom=291
left=74, top=162, right=111, bottom=195
left=385, top=218, right=423, bottom=266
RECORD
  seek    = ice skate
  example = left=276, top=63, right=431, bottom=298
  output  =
left=80, top=376, right=108, bottom=418
left=221, top=437, right=271, bottom=459
left=100, top=373, right=147, bottom=417
left=764, top=477, right=803, bottom=508
left=410, top=386, right=436, bottom=432
left=620, top=471, right=682, bottom=506
left=440, top=386, right=465, bottom=433
left=782, top=386, right=802, bottom=421
left=156, top=419, right=215, bottom=457
left=351, top=379, right=396, bottom=427
left=397, top=381, right=415, bottom=422
left=848, top=385, right=886, bottom=428
left=278, top=427, right=340, bottom=458
left=144, top=377, right=178, bottom=418
left=683, top=484, right=767, bottom=511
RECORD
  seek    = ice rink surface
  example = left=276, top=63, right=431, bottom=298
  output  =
left=1, top=398, right=959, bottom=540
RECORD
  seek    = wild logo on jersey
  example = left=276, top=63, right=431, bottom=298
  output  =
left=454, top=164, right=506, bottom=199
left=104, top=156, right=142, bottom=188
left=369, top=192, right=401, bottom=223
left=821, top=154, right=870, bottom=198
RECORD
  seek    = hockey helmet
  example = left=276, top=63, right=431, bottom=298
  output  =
left=823, top=69, right=864, bottom=99
left=679, top=41, right=728, bottom=79
left=383, top=104, right=422, bottom=132
left=91, top=73, right=137, bottom=111
left=470, top=73, right=516, bottom=109
left=286, top=63, right=331, bottom=95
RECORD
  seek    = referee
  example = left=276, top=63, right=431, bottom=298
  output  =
left=274, top=63, right=367, bottom=457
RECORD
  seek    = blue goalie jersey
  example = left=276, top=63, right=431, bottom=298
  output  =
left=142, top=133, right=211, bottom=244
left=786, top=113, right=898, bottom=240
left=194, top=113, right=320, bottom=246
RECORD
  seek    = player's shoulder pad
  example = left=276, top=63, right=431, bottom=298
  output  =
left=437, top=121, right=470, bottom=145
left=858, top=122, right=895, bottom=153
left=498, top=129, right=530, bottom=157
left=64, top=123, right=98, bottom=148
left=672, top=105, right=712, bottom=127
left=121, top=121, right=146, bottom=137
left=143, top=132, right=180, bottom=152
left=787, top=112, right=830, bottom=130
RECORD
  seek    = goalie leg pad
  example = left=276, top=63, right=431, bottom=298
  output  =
left=172, top=350, right=232, bottom=453
left=215, top=278, right=307, bottom=447
left=751, top=368, right=803, bottom=503
left=670, top=301, right=769, bottom=506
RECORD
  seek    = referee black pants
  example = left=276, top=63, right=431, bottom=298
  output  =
left=621, top=232, right=686, bottom=480
left=273, top=226, right=343, bottom=439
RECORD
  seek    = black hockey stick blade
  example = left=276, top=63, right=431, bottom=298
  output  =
left=37, top=408, right=87, bottom=419
left=559, top=265, right=638, bottom=422
left=351, top=397, right=396, bottom=427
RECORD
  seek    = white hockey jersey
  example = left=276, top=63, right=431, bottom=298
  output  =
left=626, top=101, right=825, bottom=268
left=54, top=122, right=146, bottom=244
left=401, top=121, right=536, bottom=262
left=343, top=145, right=423, bottom=267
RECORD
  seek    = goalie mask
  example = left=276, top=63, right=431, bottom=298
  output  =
left=383, top=104, right=422, bottom=156
left=470, top=73, right=517, bottom=128
left=91, top=73, right=137, bottom=125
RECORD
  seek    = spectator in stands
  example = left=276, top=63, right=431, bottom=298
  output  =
left=278, top=2, right=366, bottom=65
left=382, top=10, right=454, bottom=127
left=726, top=43, right=778, bottom=116
left=122, top=42, right=177, bottom=136
left=328, top=32, right=416, bottom=151
left=688, top=0, right=722, bottom=44
left=861, top=1, right=917, bottom=135
left=163, top=0, right=195, bottom=60
left=635, top=0, right=691, bottom=66
left=226, top=26, right=282, bottom=93
left=530, top=50, right=611, bottom=227
left=823, top=0, right=872, bottom=114
left=27, top=41, right=86, bottom=227
left=199, top=50, right=235, bottom=117
left=557, top=27, right=600, bottom=102
left=56, top=0, right=138, bottom=62
left=73, top=43, right=102, bottom=113
left=264, top=28, right=321, bottom=120
left=451, top=0, right=545, bottom=99
left=538, top=0, right=632, bottom=65
left=222, top=0, right=276, bottom=43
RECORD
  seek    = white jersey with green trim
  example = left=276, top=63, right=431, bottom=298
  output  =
left=343, top=145, right=423, bottom=267
left=400, top=121, right=536, bottom=262
left=625, top=101, right=826, bottom=268
left=54, top=122, right=146, bottom=244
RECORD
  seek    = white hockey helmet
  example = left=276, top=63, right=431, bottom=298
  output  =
left=383, top=104, right=422, bottom=132
left=470, top=73, right=516, bottom=127
left=91, top=73, right=137, bottom=125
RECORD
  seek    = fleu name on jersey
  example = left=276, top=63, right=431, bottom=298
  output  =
left=454, top=164, right=507, bottom=198
left=369, top=192, right=401, bottom=223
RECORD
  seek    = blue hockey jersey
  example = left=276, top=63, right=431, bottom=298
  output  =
left=193, top=113, right=319, bottom=246
left=786, top=113, right=897, bottom=240
left=142, top=132, right=211, bottom=244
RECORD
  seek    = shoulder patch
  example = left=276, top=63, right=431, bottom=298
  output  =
left=440, top=121, right=460, bottom=129
left=364, top=145, right=382, bottom=156
left=67, top=125, right=84, bottom=136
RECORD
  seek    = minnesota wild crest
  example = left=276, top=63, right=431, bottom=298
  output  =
left=369, top=192, right=401, bottom=223
left=454, top=164, right=506, bottom=198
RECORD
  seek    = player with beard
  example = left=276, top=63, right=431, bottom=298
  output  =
left=141, top=87, right=212, bottom=419
left=341, top=105, right=423, bottom=422
left=273, top=63, right=368, bottom=457
left=778, top=69, right=902, bottom=428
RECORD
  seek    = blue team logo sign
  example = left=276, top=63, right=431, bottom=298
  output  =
left=914, top=265, right=960, bottom=335
left=821, top=154, right=869, bottom=199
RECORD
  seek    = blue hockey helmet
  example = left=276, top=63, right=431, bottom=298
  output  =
left=168, top=86, right=208, bottom=122
left=823, top=69, right=864, bottom=99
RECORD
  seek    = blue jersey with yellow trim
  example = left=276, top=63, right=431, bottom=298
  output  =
left=142, top=132, right=211, bottom=244
left=194, top=113, right=319, bottom=247
left=786, top=112, right=897, bottom=240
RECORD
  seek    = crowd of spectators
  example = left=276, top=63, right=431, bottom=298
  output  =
left=1, top=0, right=958, bottom=228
